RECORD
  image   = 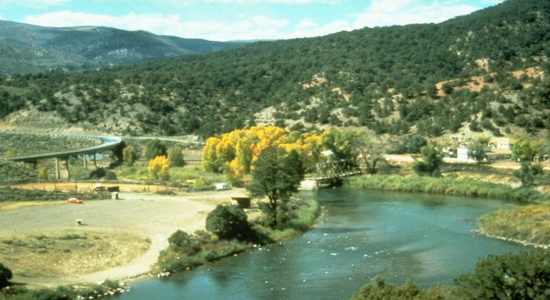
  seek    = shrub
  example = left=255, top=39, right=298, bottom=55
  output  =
left=0, top=262, right=12, bottom=288
left=455, top=250, right=550, bottom=300
left=206, top=205, right=251, bottom=241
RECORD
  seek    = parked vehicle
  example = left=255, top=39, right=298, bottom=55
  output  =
left=67, top=197, right=83, bottom=204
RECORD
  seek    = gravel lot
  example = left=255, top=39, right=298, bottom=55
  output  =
left=0, top=186, right=248, bottom=286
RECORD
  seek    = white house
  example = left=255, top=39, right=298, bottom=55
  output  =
left=457, top=147, right=470, bottom=161
left=491, top=137, right=515, bottom=150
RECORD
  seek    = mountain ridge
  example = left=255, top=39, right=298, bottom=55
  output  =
left=0, top=20, right=251, bottom=77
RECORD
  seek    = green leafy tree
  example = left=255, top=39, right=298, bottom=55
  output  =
left=205, top=205, right=251, bottom=240
left=145, top=139, right=167, bottom=161
left=0, top=262, right=13, bottom=288
left=467, top=141, right=488, bottom=167
left=513, top=161, right=542, bottom=187
left=455, top=250, right=550, bottom=300
left=442, top=82, right=453, bottom=95
left=511, top=139, right=536, bottom=162
left=350, top=276, right=448, bottom=300
left=122, top=146, right=138, bottom=167
left=38, top=167, right=49, bottom=180
left=392, top=134, right=427, bottom=154
left=246, top=145, right=304, bottom=229
left=413, top=144, right=442, bottom=177
left=167, top=147, right=186, bottom=167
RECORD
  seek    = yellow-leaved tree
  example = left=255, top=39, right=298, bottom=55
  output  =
left=147, top=155, right=170, bottom=181
left=202, top=126, right=331, bottom=177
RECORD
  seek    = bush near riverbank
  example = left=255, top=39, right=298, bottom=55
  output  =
left=156, top=198, right=319, bottom=275
left=478, top=205, right=550, bottom=247
left=346, top=174, right=550, bottom=203
left=350, top=249, right=550, bottom=300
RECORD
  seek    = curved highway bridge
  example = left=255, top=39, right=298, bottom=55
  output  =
left=4, top=133, right=124, bottom=179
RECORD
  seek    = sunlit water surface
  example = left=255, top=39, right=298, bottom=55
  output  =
left=115, top=189, right=524, bottom=300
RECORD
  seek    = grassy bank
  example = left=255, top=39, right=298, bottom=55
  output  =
left=346, top=174, right=550, bottom=203
left=156, top=198, right=320, bottom=275
left=478, top=205, right=550, bottom=247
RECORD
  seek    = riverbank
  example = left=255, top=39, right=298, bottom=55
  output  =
left=346, top=174, right=550, bottom=203
left=476, top=204, right=550, bottom=248
left=347, top=174, right=550, bottom=247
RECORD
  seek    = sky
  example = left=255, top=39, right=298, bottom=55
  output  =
left=0, top=0, right=506, bottom=42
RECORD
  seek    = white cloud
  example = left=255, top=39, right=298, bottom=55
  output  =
left=23, top=11, right=178, bottom=32
left=353, top=0, right=481, bottom=28
left=22, top=10, right=293, bottom=41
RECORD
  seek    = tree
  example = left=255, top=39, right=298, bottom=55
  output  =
left=145, top=139, right=167, bottom=161
left=392, top=134, right=426, bottom=154
left=355, top=135, right=388, bottom=174
left=206, top=205, right=251, bottom=240
left=38, top=167, right=48, bottom=180
left=467, top=139, right=488, bottom=167
left=167, top=147, right=186, bottom=167
left=455, top=250, right=550, bottom=300
left=246, top=145, right=304, bottom=228
left=349, top=276, right=447, bottom=300
left=0, top=262, right=12, bottom=288
left=511, top=139, right=536, bottom=162
left=122, top=146, right=138, bottom=167
left=441, top=82, right=453, bottom=95
left=147, top=155, right=170, bottom=181
left=513, top=161, right=542, bottom=187
left=413, top=144, right=442, bottom=177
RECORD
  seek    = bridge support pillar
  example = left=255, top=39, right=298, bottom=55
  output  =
left=83, top=155, right=88, bottom=170
left=66, top=157, right=71, bottom=180
left=55, top=158, right=60, bottom=180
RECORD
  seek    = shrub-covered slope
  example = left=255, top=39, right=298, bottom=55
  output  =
left=1, top=0, right=549, bottom=140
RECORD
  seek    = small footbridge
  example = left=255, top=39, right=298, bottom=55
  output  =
left=301, top=160, right=363, bottom=190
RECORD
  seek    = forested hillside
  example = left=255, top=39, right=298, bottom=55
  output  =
left=1, top=0, right=549, bottom=143
left=0, top=21, right=249, bottom=77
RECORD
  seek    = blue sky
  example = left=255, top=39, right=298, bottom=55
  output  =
left=0, top=0, right=505, bottom=41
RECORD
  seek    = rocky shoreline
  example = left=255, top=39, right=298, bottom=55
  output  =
left=472, top=229, right=550, bottom=249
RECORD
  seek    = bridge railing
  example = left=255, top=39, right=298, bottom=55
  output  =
left=3, top=133, right=122, bottom=162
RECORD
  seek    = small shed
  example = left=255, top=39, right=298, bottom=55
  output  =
left=231, top=196, right=251, bottom=209
left=216, top=183, right=229, bottom=190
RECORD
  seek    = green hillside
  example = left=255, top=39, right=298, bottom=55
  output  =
left=0, top=21, right=249, bottom=77
left=1, top=0, right=549, bottom=142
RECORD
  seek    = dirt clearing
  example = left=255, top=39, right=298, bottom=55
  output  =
left=0, top=186, right=247, bottom=287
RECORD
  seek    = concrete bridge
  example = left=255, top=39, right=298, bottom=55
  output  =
left=4, top=133, right=124, bottom=180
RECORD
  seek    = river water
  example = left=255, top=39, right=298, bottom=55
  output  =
left=115, top=189, right=524, bottom=300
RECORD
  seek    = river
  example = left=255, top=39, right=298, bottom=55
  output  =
left=115, top=189, right=524, bottom=300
